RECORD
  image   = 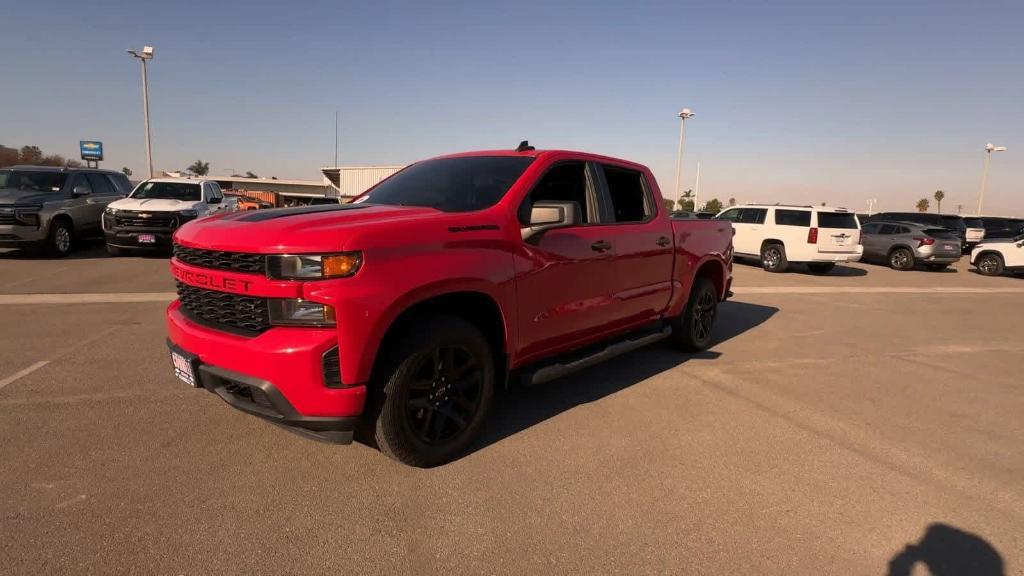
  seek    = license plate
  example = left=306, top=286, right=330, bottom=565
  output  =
left=943, top=244, right=956, bottom=251
left=170, top=350, right=198, bottom=387
left=138, top=233, right=156, bottom=244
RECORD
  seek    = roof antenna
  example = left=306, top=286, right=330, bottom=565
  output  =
left=516, top=140, right=535, bottom=152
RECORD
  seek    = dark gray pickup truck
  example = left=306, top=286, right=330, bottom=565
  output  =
left=0, top=165, right=131, bottom=256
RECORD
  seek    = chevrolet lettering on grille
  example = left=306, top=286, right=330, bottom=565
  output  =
left=172, top=266, right=254, bottom=293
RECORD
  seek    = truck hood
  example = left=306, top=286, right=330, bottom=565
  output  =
left=0, top=187, right=63, bottom=206
left=109, top=197, right=202, bottom=211
left=173, top=203, right=443, bottom=253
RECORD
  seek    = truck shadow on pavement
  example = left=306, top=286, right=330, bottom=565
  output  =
left=736, top=259, right=868, bottom=276
left=887, top=523, right=1004, bottom=576
left=0, top=240, right=169, bottom=261
left=472, top=300, right=778, bottom=455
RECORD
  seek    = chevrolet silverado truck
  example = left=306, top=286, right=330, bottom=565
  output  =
left=103, top=178, right=238, bottom=255
left=0, top=165, right=131, bottom=256
left=166, top=144, right=734, bottom=466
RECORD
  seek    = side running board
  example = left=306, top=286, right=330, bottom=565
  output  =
left=522, top=325, right=672, bottom=387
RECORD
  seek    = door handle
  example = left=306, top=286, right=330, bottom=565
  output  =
left=656, top=236, right=671, bottom=247
left=591, top=240, right=612, bottom=252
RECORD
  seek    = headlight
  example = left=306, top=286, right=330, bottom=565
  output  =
left=14, top=205, right=42, bottom=227
left=266, top=252, right=362, bottom=280
left=180, top=209, right=198, bottom=218
left=104, top=206, right=119, bottom=215
left=268, top=299, right=336, bottom=327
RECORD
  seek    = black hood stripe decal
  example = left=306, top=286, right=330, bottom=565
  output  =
left=228, top=203, right=368, bottom=222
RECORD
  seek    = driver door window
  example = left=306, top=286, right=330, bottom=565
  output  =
left=522, top=162, right=593, bottom=225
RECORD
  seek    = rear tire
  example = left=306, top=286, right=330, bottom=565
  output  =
left=807, top=263, right=835, bottom=274
left=975, top=253, right=1004, bottom=276
left=670, top=276, right=719, bottom=352
left=760, top=243, right=788, bottom=273
left=925, top=263, right=948, bottom=272
left=889, top=247, right=914, bottom=271
left=371, top=314, right=495, bottom=467
left=106, top=244, right=127, bottom=257
left=46, top=219, right=73, bottom=257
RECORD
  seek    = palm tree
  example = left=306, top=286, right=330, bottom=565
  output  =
left=187, top=160, right=210, bottom=176
left=916, top=198, right=930, bottom=213
left=678, top=189, right=695, bottom=211
left=933, top=190, right=945, bottom=213
left=121, top=167, right=132, bottom=177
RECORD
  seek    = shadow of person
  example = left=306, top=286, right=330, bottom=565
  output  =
left=888, top=523, right=1004, bottom=576
left=468, top=300, right=778, bottom=455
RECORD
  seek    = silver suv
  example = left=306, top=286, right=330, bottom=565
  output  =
left=860, top=221, right=961, bottom=271
left=0, top=165, right=130, bottom=256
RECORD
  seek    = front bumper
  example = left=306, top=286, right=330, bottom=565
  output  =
left=0, top=224, right=46, bottom=246
left=166, top=301, right=366, bottom=442
left=105, top=228, right=175, bottom=250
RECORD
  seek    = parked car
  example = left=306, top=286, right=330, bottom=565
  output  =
left=715, top=204, right=862, bottom=273
left=971, top=234, right=1024, bottom=277
left=166, top=145, right=734, bottom=466
left=860, top=221, right=961, bottom=271
left=0, top=165, right=130, bottom=256
left=977, top=216, right=1024, bottom=240
left=866, top=212, right=980, bottom=252
left=961, top=216, right=987, bottom=247
left=103, top=178, right=238, bottom=255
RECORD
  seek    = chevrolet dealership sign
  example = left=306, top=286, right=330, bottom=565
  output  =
left=80, top=141, right=103, bottom=161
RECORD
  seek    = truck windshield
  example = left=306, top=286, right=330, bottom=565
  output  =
left=0, top=170, right=68, bottom=192
left=359, top=156, right=534, bottom=212
left=131, top=181, right=202, bottom=201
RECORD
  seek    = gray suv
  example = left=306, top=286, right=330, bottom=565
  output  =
left=0, top=166, right=131, bottom=256
left=861, top=221, right=962, bottom=271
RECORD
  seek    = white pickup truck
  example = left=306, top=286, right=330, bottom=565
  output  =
left=102, top=178, right=238, bottom=255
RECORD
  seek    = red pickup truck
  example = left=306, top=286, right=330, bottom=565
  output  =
left=167, top=144, right=733, bottom=466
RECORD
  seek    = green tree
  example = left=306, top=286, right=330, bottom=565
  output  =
left=703, top=198, right=723, bottom=213
left=916, top=198, right=930, bottom=212
left=40, top=154, right=80, bottom=167
left=0, top=147, right=20, bottom=167
left=19, top=145, right=43, bottom=165
left=678, top=189, right=695, bottom=211
left=663, top=198, right=676, bottom=212
left=121, top=167, right=133, bottom=177
left=934, top=190, right=945, bottom=213
left=244, top=171, right=258, bottom=178
left=187, top=160, right=210, bottom=176
left=728, top=197, right=736, bottom=207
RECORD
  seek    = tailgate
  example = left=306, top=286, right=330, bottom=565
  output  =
left=815, top=212, right=860, bottom=253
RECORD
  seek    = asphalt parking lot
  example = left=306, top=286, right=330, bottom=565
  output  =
left=2, top=243, right=1023, bottom=575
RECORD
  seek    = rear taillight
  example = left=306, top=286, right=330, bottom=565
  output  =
left=915, top=237, right=935, bottom=247
left=858, top=232, right=863, bottom=245
left=807, top=227, right=818, bottom=243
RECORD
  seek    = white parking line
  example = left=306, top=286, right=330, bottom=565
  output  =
left=0, top=361, right=50, bottom=391
left=734, top=286, right=1024, bottom=294
left=0, top=292, right=176, bottom=305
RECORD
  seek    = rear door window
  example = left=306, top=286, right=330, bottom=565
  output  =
left=817, top=212, right=858, bottom=229
left=878, top=224, right=899, bottom=235
left=738, top=208, right=767, bottom=224
left=775, top=209, right=811, bottom=227
left=861, top=223, right=882, bottom=234
left=716, top=208, right=741, bottom=222
left=600, top=165, right=651, bottom=223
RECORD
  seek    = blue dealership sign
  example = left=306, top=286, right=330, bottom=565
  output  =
left=80, top=141, right=103, bottom=161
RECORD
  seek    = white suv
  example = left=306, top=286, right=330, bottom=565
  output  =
left=971, top=234, right=1024, bottom=277
left=715, top=204, right=863, bottom=273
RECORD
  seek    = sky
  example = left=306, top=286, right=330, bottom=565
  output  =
left=2, top=0, right=1021, bottom=215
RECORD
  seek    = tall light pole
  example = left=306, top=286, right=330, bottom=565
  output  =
left=867, top=198, right=878, bottom=215
left=976, top=142, right=1007, bottom=215
left=127, top=46, right=155, bottom=178
left=673, top=107, right=695, bottom=202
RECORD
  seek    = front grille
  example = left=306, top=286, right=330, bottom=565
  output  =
left=115, top=211, right=179, bottom=228
left=0, top=213, right=14, bottom=225
left=173, top=243, right=266, bottom=275
left=176, top=281, right=270, bottom=334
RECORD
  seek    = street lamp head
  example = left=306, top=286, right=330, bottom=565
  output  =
left=127, top=46, right=154, bottom=60
left=985, top=143, right=1007, bottom=153
left=679, top=108, right=695, bottom=119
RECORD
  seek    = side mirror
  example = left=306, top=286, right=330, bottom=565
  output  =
left=72, top=185, right=90, bottom=197
left=521, top=201, right=581, bottom=241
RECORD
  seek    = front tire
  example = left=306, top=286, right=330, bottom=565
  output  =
left=761, top=243, right=788, bottom=273
left=46, top=219, right=73, bottom=257
left=807, top=263, right=836, bottom=274
left=670, top=276, right=719, bottom=352
left=889, top=247, right=914, bottom=271
left=975, top=253, right=1004, bottom=276
left=372, top=315, right=495, bottom=467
